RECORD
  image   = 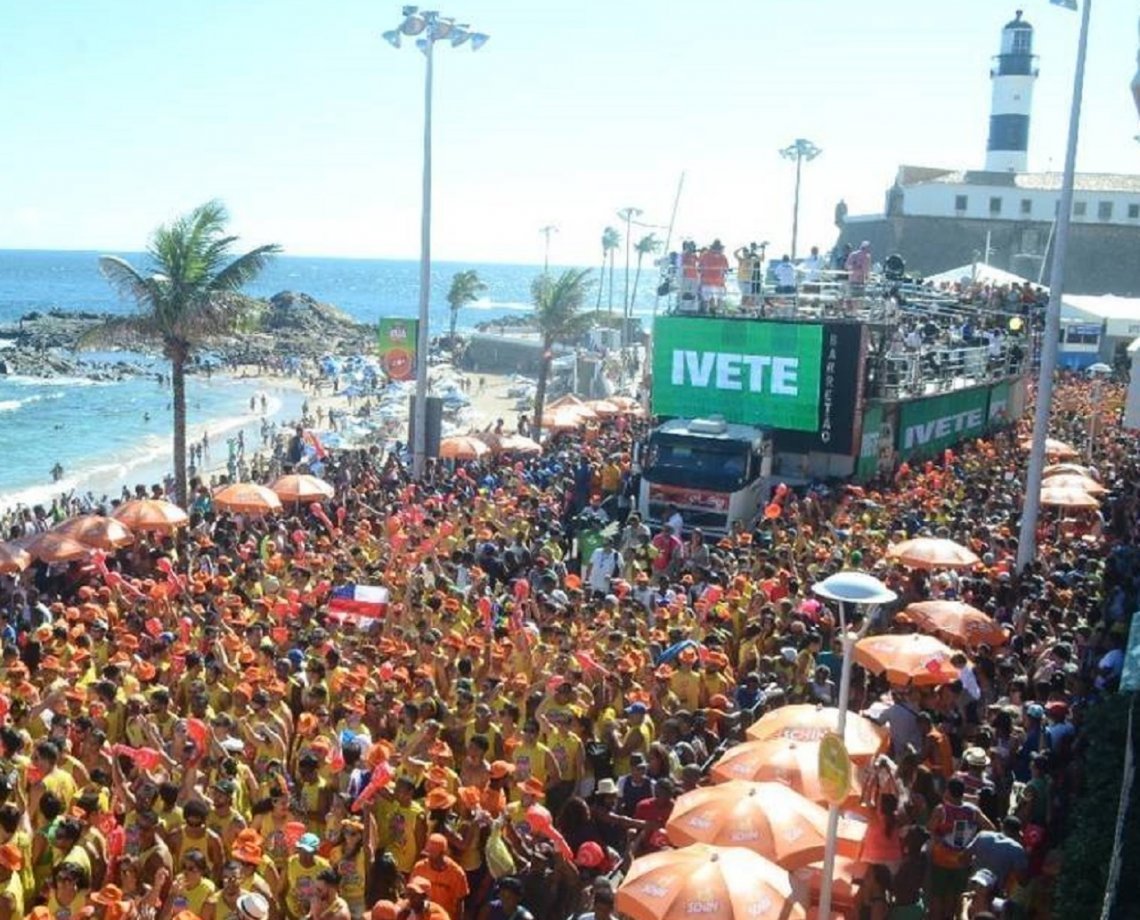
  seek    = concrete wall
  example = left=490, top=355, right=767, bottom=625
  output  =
left=836, top=215, right=1140, bottom=296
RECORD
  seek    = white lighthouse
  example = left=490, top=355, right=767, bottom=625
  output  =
left=986, top=10, right=1038, bottom=173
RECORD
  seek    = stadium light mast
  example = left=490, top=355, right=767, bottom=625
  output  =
left=778, top=138, right=822, bottom=260
left=384, top=7, right=489, bottom=479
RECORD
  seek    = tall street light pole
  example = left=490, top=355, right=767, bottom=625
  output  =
left=1017, top=0, right=1091, bottom=571
left=617, top=207, right=642, bottom=347
left=539, top=224, right=559, bottom=274
left=812, top=572, right=897, bottom=920
left=384, top=7, right=489, bottom=480
left=778, top=138, right=822, bottom=260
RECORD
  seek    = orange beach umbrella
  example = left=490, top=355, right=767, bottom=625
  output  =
left=0, top=543, right=32, bottom=574
left=1020, top=437, right=1079, bottom=460
left=496, top=433, right=542, bottom=455
left=439, top=436, right=491, bottom=460
left=854, top=633, right=961, bottom=686
left=665, top=780, right=866, bottom=870
left=270, top=474, right=335, bottom=503
left=746, top=704, right=888, bottom=762
left=1042, top=463, right=1094, bottom=478
left=52, top=515, right=135, bottom=550
left=111, top=499, right=189, bottom=533
left=1039, top=473, right=1106, bottom=496
left=23, top=533, right=92, bottom=564
left=213, top=483, right=283, bottom=516
left=885, top=537, right=980, bottom=570
left=616, top=843, right=804, bottom=920
left=710, top=738, right=863, bottom=805
left=1039, top=486, right=1100, bottom=509
left=904, top=600, right=1007, bottom=649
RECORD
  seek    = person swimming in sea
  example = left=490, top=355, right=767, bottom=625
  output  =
left=143, top=412, right=151, bottom=422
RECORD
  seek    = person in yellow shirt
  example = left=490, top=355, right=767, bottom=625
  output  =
left=701, top=653, right=734, bottom=704
left=280, top=834, right=330, bottom=920
left=612, top=703, right=653, bottom=777
left=381, top=778, right=426, bottom=876
left=0, top=843, right=23, bottom=920
left=46, top=861, right=88, bottom=920
left=0, top=804, right=33, bottom=900
left=542, top=710, right=584, bottom=813
left=510, top=720, right=560, bottom=794
left=330, top=819, right=368, bottom=920
left=600, top=459, right=622, bottom=496
left=29, top=741, right=77, bottom=824
left=165, top=849, right=217, bottom=917
left=668, top=649, right=702, bottom=712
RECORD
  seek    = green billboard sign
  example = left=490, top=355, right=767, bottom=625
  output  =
left=856, top=403, right=883, bottom=481
left=651, top=317, right=823, bottom=431
left=896, top=387, right=991, bottom=458
left=988, top=381, right=1011, bottom=424
left=377, top=317, right=418, bottom=381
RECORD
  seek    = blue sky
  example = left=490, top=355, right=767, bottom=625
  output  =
left=1, top=0, right=1136, bottom=265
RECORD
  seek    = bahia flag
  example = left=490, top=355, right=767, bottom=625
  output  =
left=327, top=585, right=389, bottom=624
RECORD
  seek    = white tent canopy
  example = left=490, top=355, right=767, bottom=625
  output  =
left=925, top=261, right=1045, bottom=291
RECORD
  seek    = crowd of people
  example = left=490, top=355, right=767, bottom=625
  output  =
left=0, top=373, right=1135, bottom=920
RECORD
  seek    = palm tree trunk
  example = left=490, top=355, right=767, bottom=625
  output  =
left=595, top=254, right=605, bottom=312
left=630, top=253, right=645, bottom=331
left=171, top=351, right=189, bottom=506
left=532, top=336, right=552, bottom=444
left=449, top=303, right=458, bottom=344
left=607, top=252, right=615, bottom=314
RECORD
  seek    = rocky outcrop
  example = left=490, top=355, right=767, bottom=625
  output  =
left=0, top=292, right=377, bottom=379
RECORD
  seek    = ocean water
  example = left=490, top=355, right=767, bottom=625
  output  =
left=0, top=249, right=659, bottom=327
left=0, top=249, right=660, bottom=512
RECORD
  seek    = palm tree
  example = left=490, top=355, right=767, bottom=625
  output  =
left=95, top=200, right=280, bottom=506
left=531, top=268, right=593, bottom=443
left=629, top=233, right=661, bottom=324
left=597, top=226, right=621, bottom=313
left=446, top=269, right=487, bottom=344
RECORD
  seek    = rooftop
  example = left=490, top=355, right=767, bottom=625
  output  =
left=895, top=165, right=1140, bottom=193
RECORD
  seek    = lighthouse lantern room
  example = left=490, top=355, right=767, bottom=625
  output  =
left=986, top=10, right=1039, bottom=173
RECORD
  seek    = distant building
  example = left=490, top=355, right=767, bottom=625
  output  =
left=836, top=11, right=1140, bottom=296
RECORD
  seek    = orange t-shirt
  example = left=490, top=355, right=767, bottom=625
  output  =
left=698, top=251, right=728, bottom=286
left=410, top=857, right=470, bottom=920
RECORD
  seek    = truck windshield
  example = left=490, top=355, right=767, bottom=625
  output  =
left=644, top=436, right=752, bottom=491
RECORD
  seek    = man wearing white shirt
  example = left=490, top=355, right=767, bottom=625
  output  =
left=797, top=246, right=824, bottom=283
left=587, top=536, right=623, bottom=598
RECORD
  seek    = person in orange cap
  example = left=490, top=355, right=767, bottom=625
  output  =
left=410, top=833, right=469, bottom=920
left=394, top=876, right=449, bottom=920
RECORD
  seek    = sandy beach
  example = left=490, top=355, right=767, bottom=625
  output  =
left=0, top=356, right=537, bottom=519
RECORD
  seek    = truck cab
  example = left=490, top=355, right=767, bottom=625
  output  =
left=638, top=416, right=772, bottom=535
